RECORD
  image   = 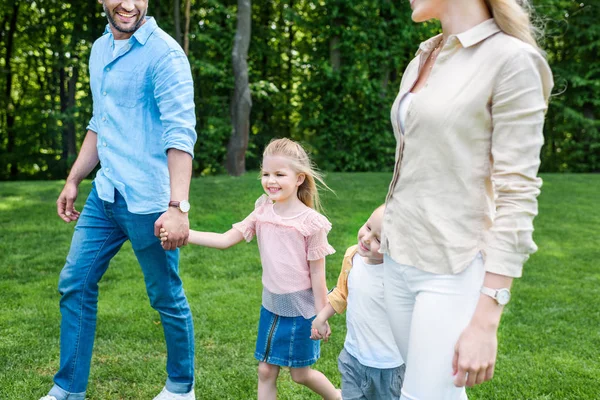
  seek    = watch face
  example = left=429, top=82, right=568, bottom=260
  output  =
left=497, top=289, right=511, bottom=305
left=179, top=200, right=191, bottom=213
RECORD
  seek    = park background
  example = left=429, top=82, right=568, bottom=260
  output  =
left=0, top=0, right=599, bottom=399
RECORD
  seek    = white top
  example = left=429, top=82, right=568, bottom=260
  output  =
left=398, top=92, right=414, bottom=135
left=113, top=39, right=129, bottom=57
left=344, top=254, right=403, bottom=369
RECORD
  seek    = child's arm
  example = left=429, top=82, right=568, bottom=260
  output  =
left=161, top=228, right=244, bottom=249
left=309, top=258, right=332, bottom=340
left=311, top=303, right=335, bottom=341
left=310, top=258, right=328, bottom=312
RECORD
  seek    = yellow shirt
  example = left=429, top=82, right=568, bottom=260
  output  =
left=327, top=245, right=358, bottom=314
left=381, top=19, right=554, bottom=278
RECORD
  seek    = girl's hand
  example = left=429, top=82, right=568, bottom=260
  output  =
left=452, top=321, right=498, bottom=387
left=310, top=319, right=331, bottom=342
left=159, top=228, right=169, bottom=248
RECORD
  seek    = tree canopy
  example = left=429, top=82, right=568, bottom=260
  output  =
left=0, top=0, right=597, bottom=180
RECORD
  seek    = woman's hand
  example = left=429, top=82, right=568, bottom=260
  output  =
left=452, top=319, right=498, bottom=387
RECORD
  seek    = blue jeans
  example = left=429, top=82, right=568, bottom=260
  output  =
left=48, top=185, right=194, bottom=400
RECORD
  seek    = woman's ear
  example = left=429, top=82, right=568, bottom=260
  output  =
left=296, top=173, right=306, bottom=186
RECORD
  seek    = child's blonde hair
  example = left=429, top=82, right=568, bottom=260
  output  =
left=262, top=138, right=332, bottom=212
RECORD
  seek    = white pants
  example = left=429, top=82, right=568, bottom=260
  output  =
left=383, top=254, right=485, bottom=400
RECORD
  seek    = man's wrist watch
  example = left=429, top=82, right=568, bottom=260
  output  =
left=169, top=200, right=191, bottom=213
left=480, top=286, right=511, bottom=306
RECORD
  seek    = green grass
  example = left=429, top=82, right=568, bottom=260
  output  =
left=0, top=173, right=598, bottom=399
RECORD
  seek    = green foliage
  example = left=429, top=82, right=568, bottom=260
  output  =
left=1, top=173, right=600, bottom=398
left=536, top=0, right=600, bottom=172
left=0, top=1, right=598, bottom=178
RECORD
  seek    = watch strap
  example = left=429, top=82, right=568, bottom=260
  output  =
left=480, top=286, right=497, bottom=299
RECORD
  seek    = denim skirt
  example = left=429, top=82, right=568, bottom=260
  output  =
left=254, top=306, right=320, bottom=368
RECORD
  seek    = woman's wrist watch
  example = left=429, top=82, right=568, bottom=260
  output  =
left=169, top=200, right=191, bottom=213
left=480, top=286, right=511, bottom=305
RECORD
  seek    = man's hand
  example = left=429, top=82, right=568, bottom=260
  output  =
left=57, top=181, right=81, bottom=223
left=154, top=208, right=189, bottom=250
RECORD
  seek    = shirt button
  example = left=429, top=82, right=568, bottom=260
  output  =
left=106, top=67, right=110, bottom=72
left=102, top=117, right=106, bottom=122
left=102, top=91, right=107, bottom=96
left=103, top=142, right=107, bottom=147
left=105, top=168, right=110, bottom=172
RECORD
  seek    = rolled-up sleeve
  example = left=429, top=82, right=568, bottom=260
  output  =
left=86, top=115, right=98, bottom=134
left=484, top=48, right=553, bottom=277
left=327, top=247, right=356, bottom=314
left=153, top=50, right=197, bottom=157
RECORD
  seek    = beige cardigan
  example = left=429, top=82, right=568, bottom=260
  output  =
left=381, top=19, right=554, bottom=278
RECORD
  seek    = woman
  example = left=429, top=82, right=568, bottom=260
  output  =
left=380, top=0, right=553, bottom=399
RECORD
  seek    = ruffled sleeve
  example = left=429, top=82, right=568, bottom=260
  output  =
left=232, top=195, right=270, bottom=242
left=305, top=212, right=335, bottom=261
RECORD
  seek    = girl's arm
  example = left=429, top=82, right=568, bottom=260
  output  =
left=310, top=258, right=328, bottom=313
left=161, top=228, right=244, bottom=249
left=309, top=258, right=332, bottom=340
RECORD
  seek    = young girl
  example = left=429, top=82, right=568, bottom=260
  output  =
left=161, top=138, right=341, bottom=400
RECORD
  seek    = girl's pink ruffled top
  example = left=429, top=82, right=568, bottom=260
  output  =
left=233, top=195, right=335, bottom=318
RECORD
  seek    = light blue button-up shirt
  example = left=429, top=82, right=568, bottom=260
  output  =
left=87, top=17, right=197, bottom=214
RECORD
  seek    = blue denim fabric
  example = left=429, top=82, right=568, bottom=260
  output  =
left=254, top=306, right=320, bottom=368
left=49, top=184, right=194, bottom=399
left=87, top=17, right=197, bottom=214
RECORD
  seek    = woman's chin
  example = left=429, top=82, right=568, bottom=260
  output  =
left=411, top=11, right=429, bottom=23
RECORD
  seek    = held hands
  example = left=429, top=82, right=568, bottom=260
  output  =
left=56, top=181, right=81, bottom=223
left=452, top=321, right=498, bottom=387
left=154, top=208, right=189, bottom=250
left=310, top=318, right=331, bottom=342
left=159, top=228, right=169, bottom=247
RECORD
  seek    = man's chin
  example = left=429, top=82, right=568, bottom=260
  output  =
left=112, top=22, right=139, bottom=34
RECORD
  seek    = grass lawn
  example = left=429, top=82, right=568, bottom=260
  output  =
left=0, top=173, right=599, bottom=399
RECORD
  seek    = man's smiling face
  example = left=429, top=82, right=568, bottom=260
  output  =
left=100, top=0, right=148, bottom=39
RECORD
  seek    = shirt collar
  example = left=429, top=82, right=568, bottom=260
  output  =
left=103, top=16, right=158, bottom=46
left=416, top=18, right=500, bottom=55
left=455, top=19, right=500, bottom=48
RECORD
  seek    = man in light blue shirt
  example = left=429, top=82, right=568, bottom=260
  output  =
left=42, top=1, right=197, bottom=399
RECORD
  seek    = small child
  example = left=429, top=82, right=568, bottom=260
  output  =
left=311, top=205, right=405, bottom=400
left=161, top=138, right=341, bottom=400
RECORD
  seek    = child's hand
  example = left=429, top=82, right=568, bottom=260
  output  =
left=159, top=228, right=169, bottom=249
left=310, top=318, right=331, bottom=342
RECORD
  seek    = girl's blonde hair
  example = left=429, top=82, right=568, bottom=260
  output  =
left=262, top=138, right=332, bottom=212
left=484, top=0, right=541, bottom=50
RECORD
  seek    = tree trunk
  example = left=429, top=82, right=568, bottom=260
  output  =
left=4, top=2, right=19, bottom=178
left=329, top=16, right=342, bottom=72
left=183, top=0, right=191, bottom=55
left=155, top=0, right=162, bottom=22
left=286, top=0, right=294, bottom=137
left=174, top=0, right=182, bottom=45
left=226, top=0, right=252, bottom=176
left=379, top=0, right=392, bottom=98
left=65, top=64, right=79, bottom=160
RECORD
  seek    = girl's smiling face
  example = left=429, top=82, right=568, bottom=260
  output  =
left=261, top=155, right=305, bottom=204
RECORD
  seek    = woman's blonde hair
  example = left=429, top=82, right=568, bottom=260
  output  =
left=484, top=0, right=541, bottom=50
left=262, top=138, right=332, bottom=212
